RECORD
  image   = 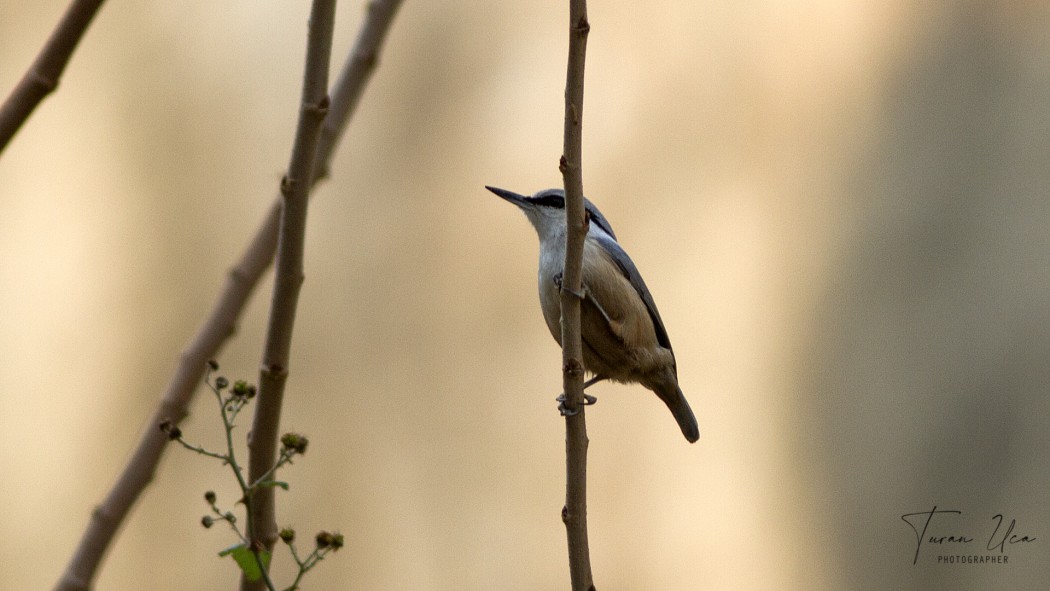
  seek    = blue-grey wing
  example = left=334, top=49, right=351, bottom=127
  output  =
left=590, top=230, right=674, bottom=356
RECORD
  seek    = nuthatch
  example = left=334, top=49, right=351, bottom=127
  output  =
left=487, top=186, right=699, bottom=443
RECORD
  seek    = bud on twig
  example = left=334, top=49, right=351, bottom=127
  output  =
left=279, top=528, right=296, bottom=544
left=281, top=432, right=309, bottom=455
left=314, top=531, right=343, bottom=551
left=159, top=419, right=182, bottom=440
left=232, top=380, right=256, bottom=399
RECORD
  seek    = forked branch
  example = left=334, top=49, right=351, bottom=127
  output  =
left=54, top=2, right=403, bottom=589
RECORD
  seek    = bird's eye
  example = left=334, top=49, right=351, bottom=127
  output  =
left=528, top=195, right=565, bottom=209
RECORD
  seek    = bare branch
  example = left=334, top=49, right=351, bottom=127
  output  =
left=55, top=202, right=280, bottom=591
left=54, top=2, right=404, bottom=589
left=558, top=1, right=594, bottom=590
left=0, top=0, right=106, bottom=156
left=314, top=0, right=405, bottom=181
left=240, top=0, right=338, bottom=588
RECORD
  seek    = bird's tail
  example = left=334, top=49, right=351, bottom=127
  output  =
left=654, top=381, right=699, bottom=443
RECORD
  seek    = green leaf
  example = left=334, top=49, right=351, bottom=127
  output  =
left=219, top=543, right=271, bottom=581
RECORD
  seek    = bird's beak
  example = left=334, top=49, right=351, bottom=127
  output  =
left=485, top=185, right=530, bottom=208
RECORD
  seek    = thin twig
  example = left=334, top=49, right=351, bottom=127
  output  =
left=53, top=2, right=404, bottom=589
left=54, top=202, right=281, bottom=591
left=240, top=0, right=338, bottom=588
left=558, top=0, right=594, bottom=590
left=0, top=0, right=106, bottom=156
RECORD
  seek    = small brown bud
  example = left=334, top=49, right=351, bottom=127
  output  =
left=279, top=528, right=296, bottom=544
left=281, top=432, right=309, bottom=455
left=315, top=531, right=334, bottom=549
left=159, top=419, right=182, bottom=440
left=330, top=532, right=344, bottom=550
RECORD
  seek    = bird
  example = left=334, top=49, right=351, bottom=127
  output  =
left=487, top=185, right=699, bottom=443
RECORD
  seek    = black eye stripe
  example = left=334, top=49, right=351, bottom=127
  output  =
left=523, top=191, right=618, bottom=240
left=526, top=195, right=565, bottom=208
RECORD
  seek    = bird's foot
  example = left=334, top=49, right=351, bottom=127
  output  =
left=553, top=273, right=616, bottom=329
left=552, top=272, right=585, bottom=299
left=556, top=393, right=598, bottom=416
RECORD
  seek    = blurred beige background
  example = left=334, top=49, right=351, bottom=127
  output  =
left=2, top=1, right=1049, bottom=589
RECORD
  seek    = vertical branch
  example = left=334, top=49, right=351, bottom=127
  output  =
left=0, top=0, right=106, bottom=156
left=241, top=0, right=337, bottom=589
left=54, top=2, right=403, bottom=590
left=558, top=1, right=593, bottom=590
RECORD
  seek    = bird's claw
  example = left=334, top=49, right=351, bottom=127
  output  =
left=553, top=272, right=585, bottom=299
left=556, top=393, right=598, bottom=416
